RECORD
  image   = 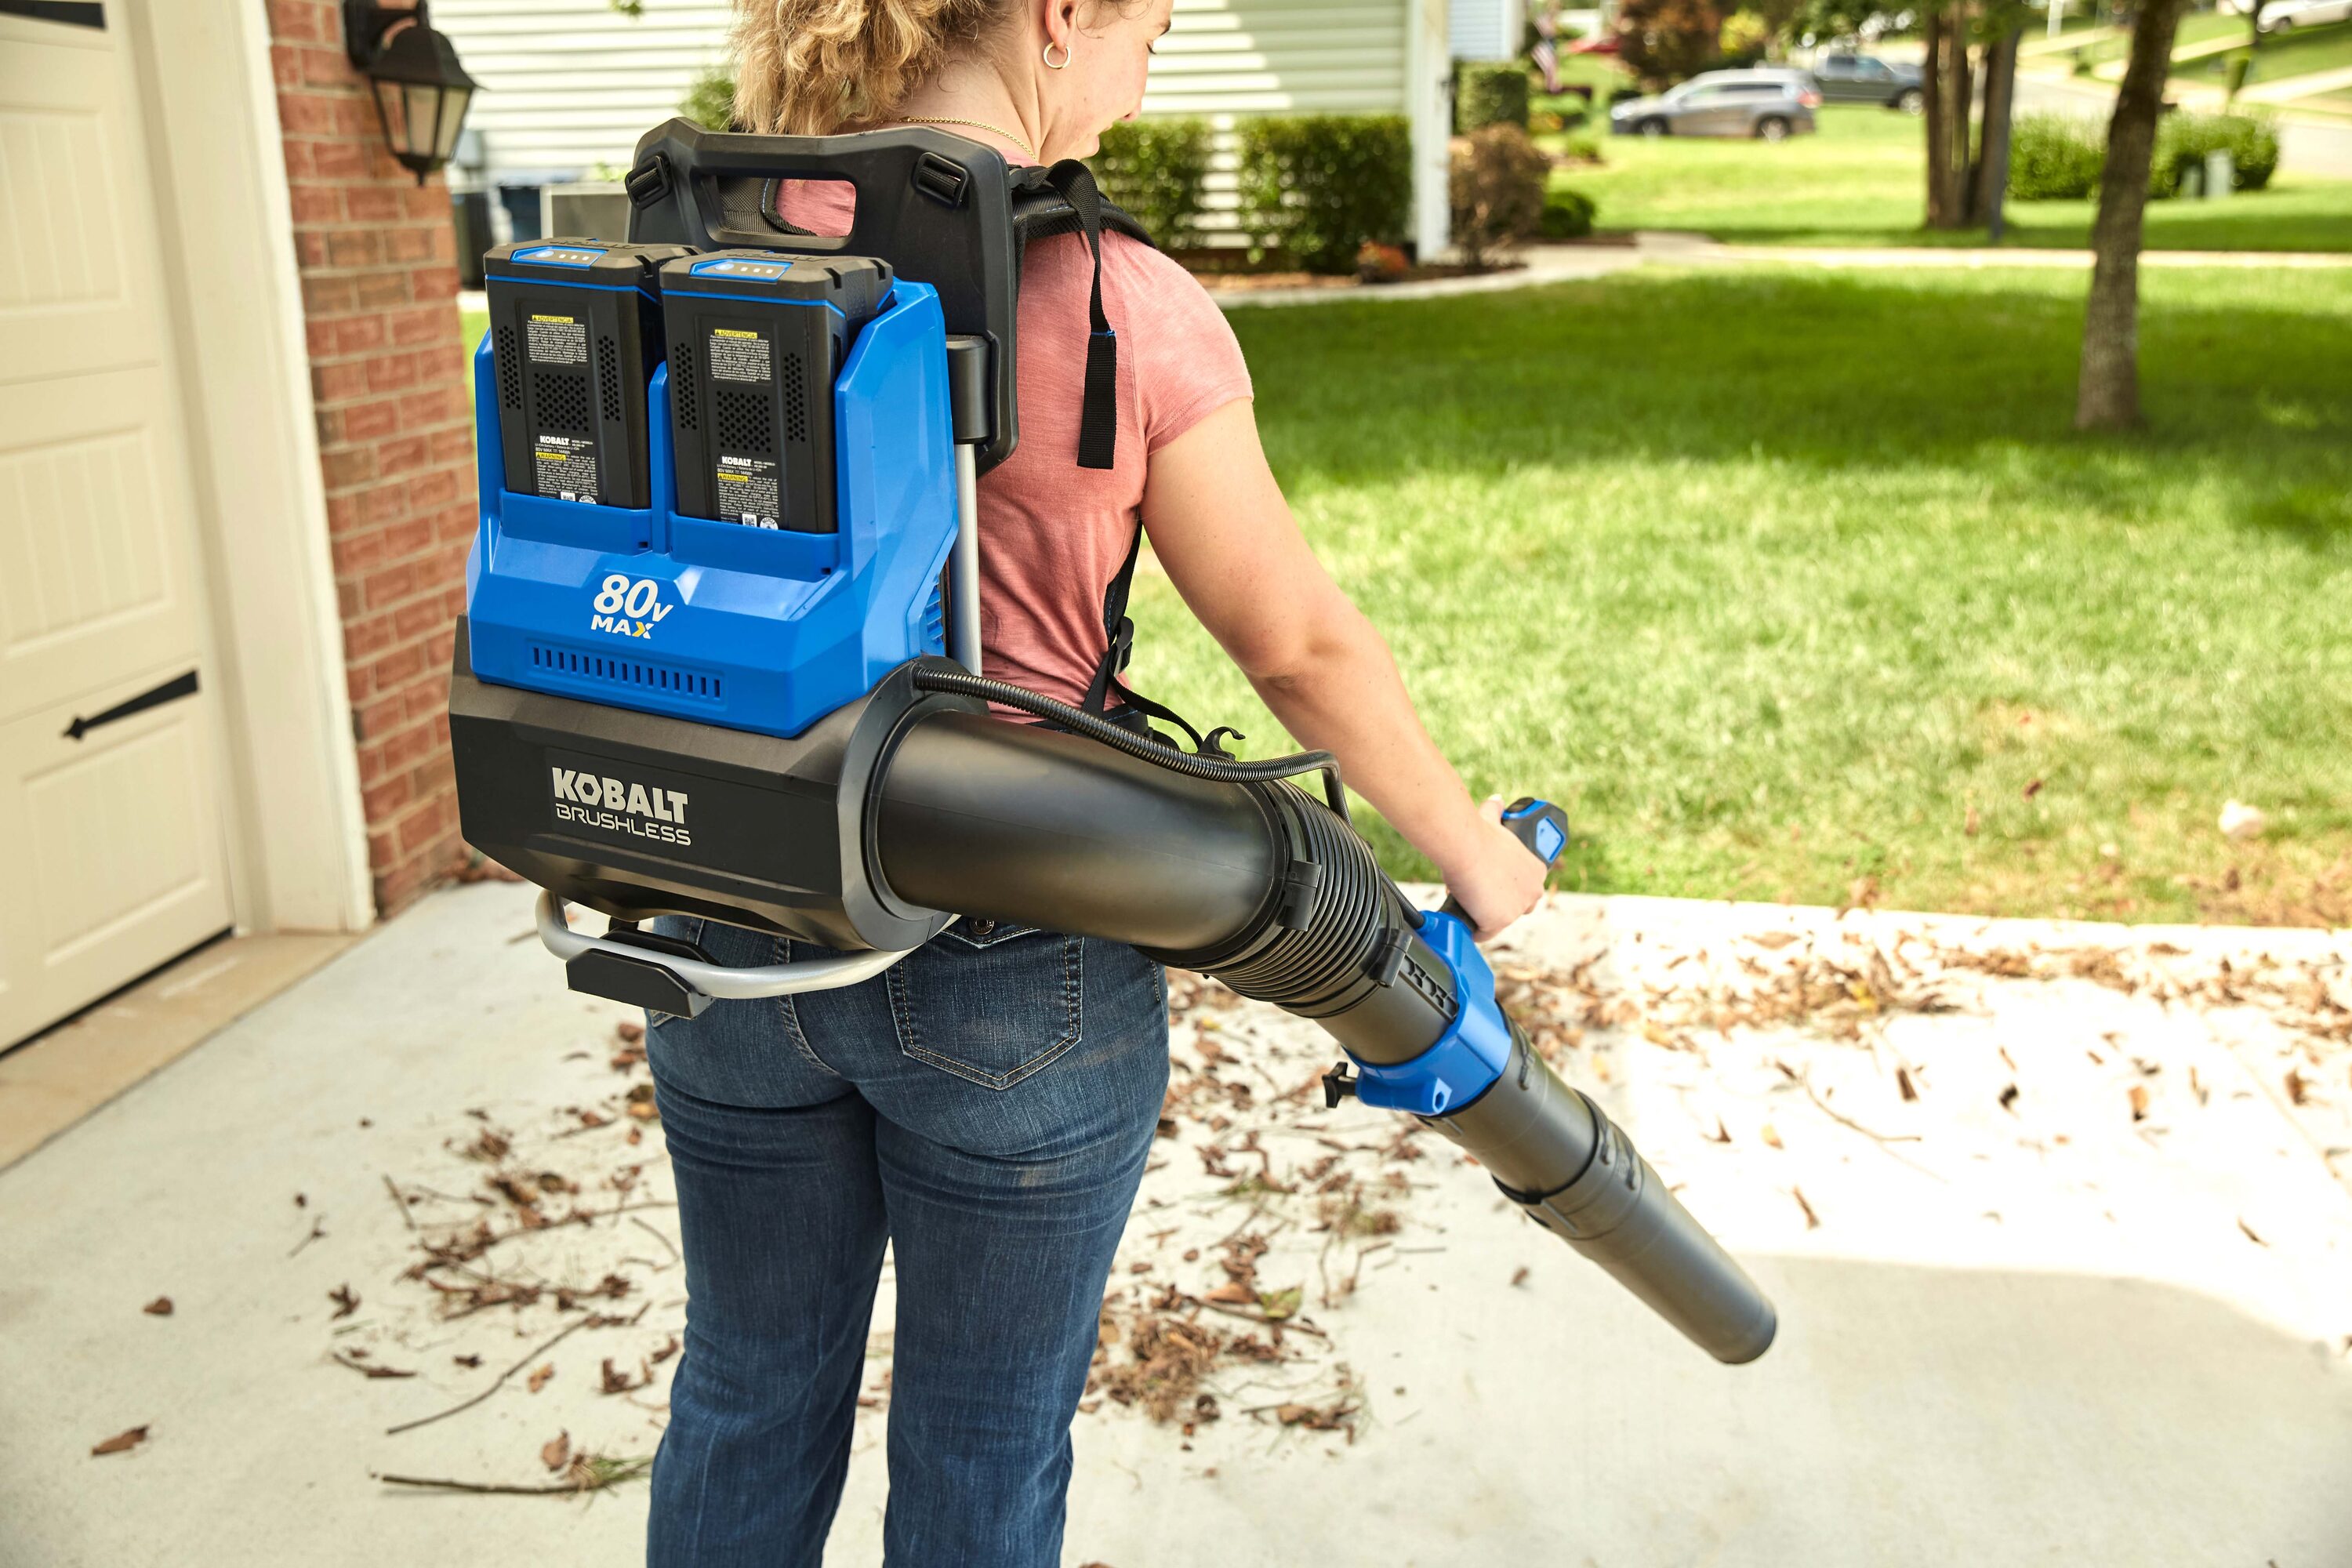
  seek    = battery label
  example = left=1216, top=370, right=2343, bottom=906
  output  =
left=526, top=313, right=587, bottom=365
left=714, top=456, right=780, bottom=528
left=709, top=327, right=771, bottom=383
left=535, top=434, right=600, bottom=503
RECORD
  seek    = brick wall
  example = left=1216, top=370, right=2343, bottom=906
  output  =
left=268, top=0, right=474, bottom=914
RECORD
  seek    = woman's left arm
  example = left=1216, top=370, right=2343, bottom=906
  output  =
left=1140, top=400, right=1546, bottom=940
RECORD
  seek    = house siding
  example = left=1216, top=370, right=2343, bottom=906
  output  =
left=431, top=0, right=733, bottom=181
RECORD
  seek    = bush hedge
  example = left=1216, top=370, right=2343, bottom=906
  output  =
left=1236, top=114, right=1414, bottom=273
left=2152, top=111, right=2281, bottom=195
left=1457, top=61, right=1534, bottom=132
left=2009, top=110, right=2283, bottom=203
left=1093, top=118, right=1215, bottom=248
left=2009, top=113, right=2105, bottom=200
left=1541, top=185, right=1598, bottom=239
left=1450, top=125, right=1549, bottom=264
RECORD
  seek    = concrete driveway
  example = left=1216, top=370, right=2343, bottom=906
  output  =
left=3, top=880, right=2347, bottom=1566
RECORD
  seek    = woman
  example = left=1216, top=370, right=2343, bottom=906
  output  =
left=646, top=0, right=1548, bottom=1561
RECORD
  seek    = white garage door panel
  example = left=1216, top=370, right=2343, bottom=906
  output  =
left=0, top=670, right=230, bottom=1044
left=0, top=9, right=234, bottom=1047
left=0, top=26, right=158, bottom=386
left=0, top=376, right=193, bottom=724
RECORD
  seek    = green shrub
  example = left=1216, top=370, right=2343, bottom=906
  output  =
left=1236, top=115, right=1414, bottom=273
left=1457, top=61, right=1534, bottom=131
left=1559, top=132, right=1604, bottom=163
left=2008, top=113, right=2104, bottom=201
left=680, top=65, right=737, bottom=131
left=1092, top=118, right=1214, bottom=248
left=2151, top=111, right=2281, bottom=196
left=1450, top=125, right=1549, bottom=264
left=1540, top=186, right=1598, bottom=239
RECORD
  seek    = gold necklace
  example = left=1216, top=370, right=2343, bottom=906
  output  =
left=897, top=115, right=1036, bottom=162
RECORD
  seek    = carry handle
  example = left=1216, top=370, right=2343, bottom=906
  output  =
left=626, top=118, right=1004, bottom=256
left=535, top=891, right=913, bottom=1002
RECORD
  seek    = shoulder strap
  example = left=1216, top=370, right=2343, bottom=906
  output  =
left=1034, top=160, right=1120, bottom=471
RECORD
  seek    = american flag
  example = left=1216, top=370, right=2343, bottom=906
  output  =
left=1530, top=5, right=1562, bottom=94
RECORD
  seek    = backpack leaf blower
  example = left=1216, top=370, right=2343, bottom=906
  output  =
left=449, top=120, right=1777, bottom=1364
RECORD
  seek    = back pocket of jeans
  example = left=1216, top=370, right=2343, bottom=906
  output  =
left=887, top=930, right=1082, bottom=1091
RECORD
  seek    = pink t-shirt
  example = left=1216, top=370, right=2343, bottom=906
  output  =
left=780, top=180, right=1252, bottom=707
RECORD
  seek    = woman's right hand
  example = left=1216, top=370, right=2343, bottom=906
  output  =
left=1432, top=795, right=1549, bottom=942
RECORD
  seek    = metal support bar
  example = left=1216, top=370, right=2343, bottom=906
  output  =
left=534, top=891, right=913, bottom=999
left=950, top=441, right=982, bottom=674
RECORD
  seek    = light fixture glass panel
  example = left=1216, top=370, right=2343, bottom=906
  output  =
left=433, top=87, right=473, bottom=160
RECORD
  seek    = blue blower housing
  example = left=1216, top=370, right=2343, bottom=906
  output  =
left=462, top=280, right=958, bottom=739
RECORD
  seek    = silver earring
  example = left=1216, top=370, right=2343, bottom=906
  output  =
left=1043, top=40, right=1070, bottom=68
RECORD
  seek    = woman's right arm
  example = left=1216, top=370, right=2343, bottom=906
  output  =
left=1139, top=401, right=1547, bottom=940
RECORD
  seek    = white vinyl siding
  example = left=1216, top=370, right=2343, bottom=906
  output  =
left=1145, top=0, right=1410, bottom=116
left=430, top=0, right=733, bottom=182
left=1449, top=0, right=1525, bottom=63
left=430, top=0, right=1448, bottom=252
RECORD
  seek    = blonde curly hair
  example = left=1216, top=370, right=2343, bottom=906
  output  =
left=731, top=0, right=1017, bottom=136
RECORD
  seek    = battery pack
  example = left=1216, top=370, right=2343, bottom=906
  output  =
left=485, top=239, right=693, bottom=510
left=659, top=250, right=894, bottom=532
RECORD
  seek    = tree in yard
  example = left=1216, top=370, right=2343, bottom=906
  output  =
left=1617, top=0, right=1727, bottom=91
left=2078, top=0, right=2188, bottom=430
left=1922, top=2, right=2034, bottom=230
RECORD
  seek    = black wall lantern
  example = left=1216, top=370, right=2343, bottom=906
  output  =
left=343, top=1, right=479, bottom=183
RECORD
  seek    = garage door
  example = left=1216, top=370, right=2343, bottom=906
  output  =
left=0, top=5, right=235, bottom=1047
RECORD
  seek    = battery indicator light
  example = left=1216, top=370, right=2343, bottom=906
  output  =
left=515, top=245, right=608, bottom=267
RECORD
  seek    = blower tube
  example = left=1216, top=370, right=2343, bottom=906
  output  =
left=871, top=706, right=1777, bottom=1364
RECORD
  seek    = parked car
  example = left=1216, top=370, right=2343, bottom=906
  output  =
left=1810, top=51, right=1926, bottom=112
left=1609, top=69, right=1823, bottom=140
left=2220, top=0, right=2352, bottom=31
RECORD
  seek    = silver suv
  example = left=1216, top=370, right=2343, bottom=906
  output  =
left=1609, top=69, right=1822, bottom=140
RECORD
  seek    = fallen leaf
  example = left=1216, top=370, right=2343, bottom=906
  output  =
left=528, top=1363, right=554, bottom=1394
left=2286, top=1069, right=2310, bottom=1106
left=91, top=1426, right=148, bottom=1457
left=1963, top=803, right=1980, bottom=837
left=1791, top=1188, right=1820, bottom=1229
left=2129, top=1084, right=2150, bottom=1121
left=1703, top=1116, right=1731, bottom=1143
left=2238, top=1218, right=2267, bottom=1247
left=142, top=1297, right=173, bottom=1317
left=1202, top=1282, right=1254, bottom=1305
left=453, top=1353, right=483, bottom=1368
left=615, top=1021, right=645, bottom=1044
left=1509, top=1266, right=1530, bottom=1288
left=542, top=1432, right=572, bottom=1472
left=1749, top=931, right=1799, bottom=949
left=1896, top=1066, right=1918, bottom=1102
left=328, top=1284, right=360, bottom=1319
left=1759, top=1123, right=1784, bottom=1149
left=1257, top=1286, right=1303, bottom=1322
left=649, top=1334, right=681, bottom=1365
left=599, top=1358, right=645, bottom=1395
left=2022, top=778, right=2044, bottom=800
left=1998, top=1083, right=2020, bottom=1114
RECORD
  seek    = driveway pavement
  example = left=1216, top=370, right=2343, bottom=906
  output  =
left=3, top=880, right=2348, bottom=1566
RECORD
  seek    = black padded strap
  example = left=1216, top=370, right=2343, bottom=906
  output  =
left=1039, top=159, right=1118, bottom=470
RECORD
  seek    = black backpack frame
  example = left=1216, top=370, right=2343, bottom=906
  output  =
left=621, top=116, right=1198, bottom=740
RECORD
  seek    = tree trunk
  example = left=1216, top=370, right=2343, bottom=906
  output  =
left=2076, top=0, right=2186, bottom=431
left=1969, top=27, right=2022, bottom=230
left=1951, top=8, right=1974, bottom=216
left=1924, top=7, right=1951, bottom=227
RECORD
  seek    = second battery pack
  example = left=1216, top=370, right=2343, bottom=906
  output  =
left=659, top=251, right=894, bottom=532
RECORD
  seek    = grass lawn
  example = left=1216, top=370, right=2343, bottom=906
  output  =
left=1544, top=104, right=2352, bottom=251
left=1120, top=266, right=2352, bottom=925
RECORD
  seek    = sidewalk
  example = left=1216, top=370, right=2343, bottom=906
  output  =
left=4, top=877, right=2347, bottom=1566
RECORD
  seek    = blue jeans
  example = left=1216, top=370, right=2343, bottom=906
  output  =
left=642, top=915, right=1168, bottom=1568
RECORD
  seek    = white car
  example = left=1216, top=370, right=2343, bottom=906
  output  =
left=2220, top=0, right=2352, bottom=32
